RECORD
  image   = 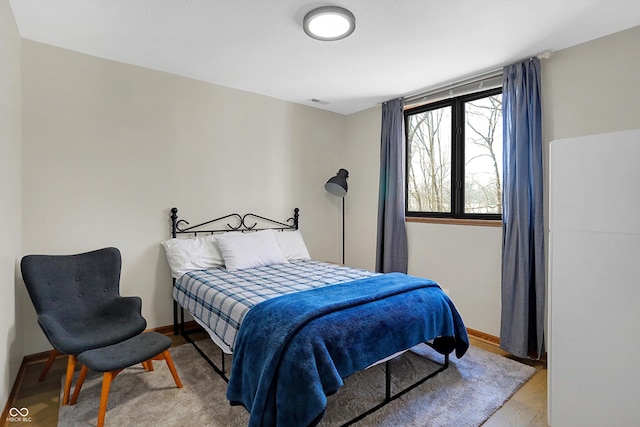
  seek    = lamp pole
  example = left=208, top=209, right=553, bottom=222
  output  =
left=324, top=168, right=349, bottom=266
left=341, top=196, right=345, bottom=265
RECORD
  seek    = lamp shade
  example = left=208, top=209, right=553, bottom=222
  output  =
left=325, top=168, right=349, bottom=197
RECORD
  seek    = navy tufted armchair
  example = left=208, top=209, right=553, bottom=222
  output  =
left=21, top=247, right=147, bottom=405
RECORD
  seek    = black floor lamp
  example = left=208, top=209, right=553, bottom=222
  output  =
left=324, top=169, right=349, bottom=265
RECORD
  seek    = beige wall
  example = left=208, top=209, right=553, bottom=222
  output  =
left=405, top=223, right=502, bottom=334
left=20, top=40, right=347, bottom=354
left=543, top=25, right=640, bottom=140
left=342, top=106, right=381, bottom=270
left=0, top=0, right=22, bottom=409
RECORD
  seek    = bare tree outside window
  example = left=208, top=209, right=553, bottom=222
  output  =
left=407, top=106, right=451, bottom=212
left=405, top=89, right=502, bottom=219
left=464, top=94, right=502, bottom=214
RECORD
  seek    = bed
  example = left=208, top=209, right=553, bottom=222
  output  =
left=164, top=207, right=469, bottom=427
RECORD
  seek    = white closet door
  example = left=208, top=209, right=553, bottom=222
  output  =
left=549, top=129, right=640, bottom=426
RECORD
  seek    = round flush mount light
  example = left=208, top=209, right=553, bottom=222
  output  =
left=303, top=6, right=356, bottom=41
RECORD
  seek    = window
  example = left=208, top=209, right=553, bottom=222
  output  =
left=405, top=88, right=502, bottom=220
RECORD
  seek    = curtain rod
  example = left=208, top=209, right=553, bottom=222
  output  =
left=401, top=50, right=554, bottom=106
left=403, top=68, right=502, bottom=104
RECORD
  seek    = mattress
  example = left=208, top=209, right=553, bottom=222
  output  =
left=172, top=259, right=377, bottom=353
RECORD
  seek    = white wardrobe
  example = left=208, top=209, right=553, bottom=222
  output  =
left=549, top=128, right=640, bottom=426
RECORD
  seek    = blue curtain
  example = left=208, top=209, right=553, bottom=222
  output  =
left=500, top=58, right=545, bottom=359
left=376, top=98, right=408, bottom=273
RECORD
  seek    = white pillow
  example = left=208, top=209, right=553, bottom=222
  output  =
left=216, top=229, right=288, bottom=271
left=161, top=235, right=224, bottom=279
left=275, top=230, right=311, bottom=260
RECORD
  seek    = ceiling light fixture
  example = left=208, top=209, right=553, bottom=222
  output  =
left=303, top=6, right=355, bottom=41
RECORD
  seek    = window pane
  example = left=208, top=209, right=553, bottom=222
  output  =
left=464, top=94, right=503, bottom=214
left=407, top=106, right=452, bottom=213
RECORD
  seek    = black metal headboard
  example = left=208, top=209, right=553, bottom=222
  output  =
left=170, top=207, right=299, bottom=238
left=168, top=207, right=299, bottom=338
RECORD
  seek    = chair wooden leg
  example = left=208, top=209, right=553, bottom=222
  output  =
left=78, top=347, right=181, bottom=427
left=69, top=365, right=88, bottom=405
left=38, top=349, right=60, bottom=382
left=62, top=355, right=77, bottom=406
left=157, top=350, right=183, bottom=389
left=97, top=371, right=115, bottom=427
left=148, top=350, right=182, bottom=388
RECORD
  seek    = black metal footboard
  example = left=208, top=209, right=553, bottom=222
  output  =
left=341, top=344, right=449, bottom=426
left=175, top=301, right=449, bottom=426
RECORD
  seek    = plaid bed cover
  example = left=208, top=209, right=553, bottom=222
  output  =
left=172, top=259, right=377, bottom=352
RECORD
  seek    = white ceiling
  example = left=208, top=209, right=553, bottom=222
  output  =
left=9, top=0, right=640, bottom=115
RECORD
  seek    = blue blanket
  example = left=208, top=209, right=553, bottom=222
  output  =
left=226, top=272, right=469, bottom=427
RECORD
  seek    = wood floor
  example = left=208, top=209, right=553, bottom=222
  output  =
left=3, top=335, right=547, bottom=427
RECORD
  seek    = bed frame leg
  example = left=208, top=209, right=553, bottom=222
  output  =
left=181, top=327, right=229, bottom=383
left=173, top=300, right=178, bottom=335
left=385, top=361, right=391, bottom=402
left=339, top=348, right=451, bottom=427
left=180, top=307, right=185, bottom=335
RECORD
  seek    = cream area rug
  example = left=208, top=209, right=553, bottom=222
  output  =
left=58, top=339, right=536, bottom=426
